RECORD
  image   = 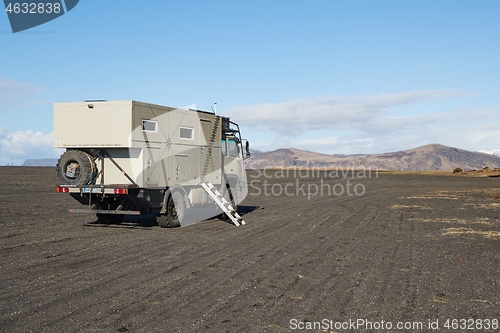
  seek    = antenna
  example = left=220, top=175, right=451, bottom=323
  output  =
left=211, top=102, right=217, bottom=114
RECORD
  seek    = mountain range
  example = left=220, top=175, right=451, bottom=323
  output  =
left=22, top=159, right=59, bottom=167
left=18, top=144, right=500, bottom=171
left=245, top=144, right=500, bottom=171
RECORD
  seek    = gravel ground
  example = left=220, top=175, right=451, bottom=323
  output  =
left=1, top=167, right=500, bottom=333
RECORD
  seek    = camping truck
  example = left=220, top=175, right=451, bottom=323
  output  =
left=53, top=100, right=250, bottom=227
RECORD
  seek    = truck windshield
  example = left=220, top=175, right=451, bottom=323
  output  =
left=228, top=139, right=238, bottom=157
left=221, top=139, right=227, bottom=156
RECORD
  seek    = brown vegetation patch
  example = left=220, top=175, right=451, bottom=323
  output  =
left=390, top=204, right=432, bottom=210
left=432, top=295, right=448, bottom=304
left=459, top=167, right=500, bottom=177
left=404, top=195, right=459, bottom=200
left=442, top=227, right=500, bottom=239
left=464, top=203, right=500, bottom=209
left=424, top=218, right=493, bottom=225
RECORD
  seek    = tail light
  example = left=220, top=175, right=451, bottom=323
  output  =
left=56, top=187, right=69, bottom=193
left=113, top=188, right=128, bottom=194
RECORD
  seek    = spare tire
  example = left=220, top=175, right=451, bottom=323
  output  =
left=56, top=150, right=97, bottom=185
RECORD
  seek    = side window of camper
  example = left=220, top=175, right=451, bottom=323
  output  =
left=221, top=139, right=227, bottom=156
left=142, top=120, right=157, bottom=132
left=179, top=127, right=194, bottom=140
left=228, top=139, right=238, bottom=157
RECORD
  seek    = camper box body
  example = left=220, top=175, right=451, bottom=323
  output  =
left=54, top=100, right=224, bottom=188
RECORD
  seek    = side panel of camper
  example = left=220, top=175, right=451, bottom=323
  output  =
left=54, top=101, right=223, bottom=188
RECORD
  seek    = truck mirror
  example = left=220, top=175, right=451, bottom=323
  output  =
left=245, top=140, right=250, bottom=158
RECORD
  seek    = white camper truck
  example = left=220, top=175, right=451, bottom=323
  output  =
left=54, top=100, right=250, bottom=227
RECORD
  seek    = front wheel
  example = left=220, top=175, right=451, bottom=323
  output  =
left=157, top=192, right=185, bottom=228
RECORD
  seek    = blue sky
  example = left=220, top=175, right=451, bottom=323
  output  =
left=1, top=1, right=499, bottom=165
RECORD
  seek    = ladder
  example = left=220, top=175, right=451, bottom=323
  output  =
left=201, top=116, right=220, bottom=182
left=201, top=182, right=246, bottom=226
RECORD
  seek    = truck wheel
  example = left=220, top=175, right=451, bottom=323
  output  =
left=157, top=192, right=184, bottom=228
left=56, top=150, right=97, bottom=185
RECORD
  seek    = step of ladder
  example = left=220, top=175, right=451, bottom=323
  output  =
left=201, top=182, right=246, bottom=226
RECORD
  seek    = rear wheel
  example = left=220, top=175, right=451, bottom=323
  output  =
left=56, top=150, right=97, bottom=185
left=157, top=192, right=184, bottom=228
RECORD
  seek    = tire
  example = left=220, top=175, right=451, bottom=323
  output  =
left=96, top=213, right=124, bottom=224
left=157, top=192, right=184, bottom=228
left=56, top=150, right=97, bottom=185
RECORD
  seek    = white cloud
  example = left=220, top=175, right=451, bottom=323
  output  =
left=479, top=150, right=500, bottom=156
left=228, top=89, right=469, bottom=135
left=0, top=130, right=62, bottom=164
left=298, top=137, right=339, bottom=145
left=0, top=77, right=44, bottom=102
left=464, top=131, right=500, bottom=143
left=290, top=119, right=500, bottom=156
left=229, top=90, right=500, bottom=155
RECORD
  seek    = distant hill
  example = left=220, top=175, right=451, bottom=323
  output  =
left=245, top=144, right=500, bottom=171
left=21, top=144, right=500, bottom=171
left=22, top=159, right=58, bottom=167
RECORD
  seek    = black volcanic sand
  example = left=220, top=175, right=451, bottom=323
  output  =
left=1, top=167, right=500, bottom=332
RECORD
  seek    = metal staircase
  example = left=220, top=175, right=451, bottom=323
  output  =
left=201, top=182, right=245, bottom=226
